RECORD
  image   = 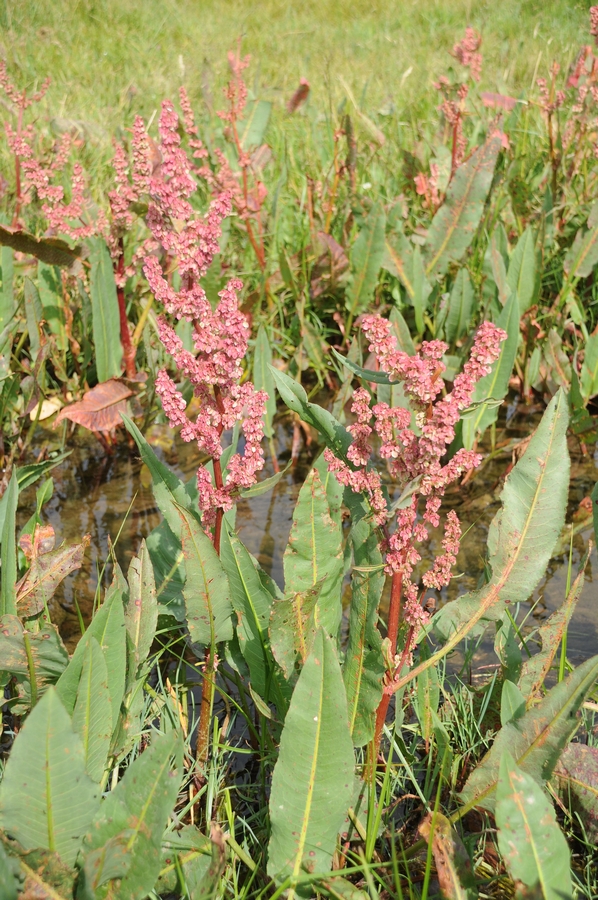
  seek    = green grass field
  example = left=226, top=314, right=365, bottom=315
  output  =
left=3, top=0, right=592, bottom=140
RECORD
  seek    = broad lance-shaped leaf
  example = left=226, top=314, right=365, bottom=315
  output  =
left=553, top=743, right=598, bottom=842
left=253, top=324, right=277, bottom=438
left=56, top=582, right=126, bottom=732
left=445, top=268, right=474, bottom=344
left=563, top=224, right=598, bottom=281
left=0, top=223, right=81, bottom=267
left=81, top=730, right=183, bottom=900
left=518, top=551, right=588, bottom=701
left=270, top=585, right=321, bottom=680
left=15, top=533, right=90, bottom=618
left=458, top=653, right=598, bottom=813
left=125, top=540, right=158, bottom=673
left=269, top=368, right=352, bottom=464
left=38, top=262, right=66, bottom=352
left=342, top=495, right=385, bottom=747
left=72, top=637, right=112, bottom=783
left=580, top=332, right=598, bottom=401
left=267, top=630, right=354, bottom=897
left=283, top=467, right=344, bottom=639
left=496, top=751, right=572, bottom=900
left=461, top=290, right=519, bottom=449
left=0, top=469, right=18, bottom=616
left=424, top=135, right=502, bottom=279
left=177, top=504, right=233, bottom=646
left=345, top=201, right=386, bottom=326
left=0, top=687, right=99, bottom=866
left=220, top=523, right=274, bottom=698
left=0, top=614, right=68, bottom=702
left=88, top=237, right=123, bottom=382
left=434, top=389, right=569, bottom=643
left=507, top=226, right=537, bottom=314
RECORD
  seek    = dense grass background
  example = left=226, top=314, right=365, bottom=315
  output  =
left=2, top=0, right=593, bottom=140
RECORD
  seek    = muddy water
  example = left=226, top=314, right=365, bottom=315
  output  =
left=17, top=403, right=598, bottom=664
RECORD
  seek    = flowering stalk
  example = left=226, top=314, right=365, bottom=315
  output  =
left=325, top=317, right=506, bottom=761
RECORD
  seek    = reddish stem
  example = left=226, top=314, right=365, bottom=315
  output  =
left=116, top=240, right=137, bottom=378
left=371, top=568, right=403, bottom=763
left=12, top=103, right=24, bottom=227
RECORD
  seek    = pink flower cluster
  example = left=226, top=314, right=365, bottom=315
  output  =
left=139, top=99, right=267, bottom=531
left=325, top=318, right=506, bottom=628
left=452, top=27, right=482, bottom=82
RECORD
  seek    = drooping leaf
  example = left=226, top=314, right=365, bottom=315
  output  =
left=177, top=504, right=233, bottom=646
left=345, top=202, right=386, bottom=324
left=56, top=585, right=126, bottom=731
left=496, top=751, right=572, bottom=900
left=418, top=812, right=478, bottom=900
left=0, top=469, right=18, bottom=616
left=54, top=380, right=133, bottom=433
left=424, top=135, right=502, bottom=278
left=553, top=742, right=598, bottom=841
left=88, top=237, right=123, bottom=382
left=445, top=268, right=474, bottom=344
left=0, top=687, right=99, bottom=866
left=518, top=553, right=588, bottom=700
left=0, top=614, right=69, bottom=702
left=38, top=262, right=67, bottom=353
left=283, top=467, right=344, bottom=639
left=72, top=637, right=113, bottom=783
left=124, top=540, right=158, bottom=673
left=82, top=730, right=183, bottom=900
left=254, top=325, right=277, bottom=438
left=507, top=226, right=537, bottom=314
left=461, top=291, right=519, bottom=449
left=269, top=368, right=352, bottom=463
left=459, top=653, right=598, bottom=813
left=240, top=463, right=291, bottom=498
left=267, top=630, right=354, bottom=896
left=0, top=224, right=81, bottom=267
left=342, top=497, right=385, bottom=747
left=269, top=586, right=321, bottom=680
left=434, top=390, right=569, bottom=642
left=330, top=347, right=397, bottom=385
left=15, top=532, right=90, bottom=618
left=220, top=523, right=274, bottom=697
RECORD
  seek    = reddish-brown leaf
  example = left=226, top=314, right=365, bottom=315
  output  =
left=480, top=92, right=518, bottom=111
left=54, top=379, right=133, bottom=433
left=19, top=525, right=56, bottom=559
left=287, top=78, right=310, bottom=113
left=16, top=533, right=90, bottom=618
left=554, top=743, right=598, bottom=840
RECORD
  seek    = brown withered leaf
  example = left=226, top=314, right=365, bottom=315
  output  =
left=16, top=533, right=90, bottom=618
left=54, top=379, right=133, bottom=433
left=250, top=143, right=273, bottom=173
left=480, top=92, right=518, bottom=111
left=554, top=742, right=598, bottom=841
left=0, top=224, right=81, bottom=267
left=19, top=525, right=56, bottom=559
left=418, top=812, right=477, bottom=900
left=287, top=78, right=310, bottom=113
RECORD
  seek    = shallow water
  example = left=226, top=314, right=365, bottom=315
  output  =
left=16, top=401, right=598, bottom=665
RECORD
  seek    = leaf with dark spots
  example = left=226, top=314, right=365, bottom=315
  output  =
left=554, top=742, right=598, bottom=841
left=16, top=533, right=90, bottom=618
left=0, top=224, right=81, bottom=267
left=54, top=380, right=133, bottom=433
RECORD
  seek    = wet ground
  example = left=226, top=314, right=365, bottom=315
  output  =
left=16, top=399, right=598, bottom=666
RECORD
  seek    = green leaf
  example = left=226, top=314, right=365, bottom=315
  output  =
left=220, top=523, right=274, bottom=697
left=82, top=730, right=183, bottom=900
left=283, top=467, right=344, bottom=639
left=0, top=687, right=99, bottom=866
left=267, top=630, right=354, bottom=896
left=425, top=136, right=502, bottom=279
left=38, top=262, right=67, bottom=353
left=237, top=99, right=272, bottom=151
left=269, top=586, right=321, bottom=680
left=461, top=291, right=519, bottom=449
left=486, top=231, right=510, bottom=305
left=383, top=230, right=415, bottom=301
left=518, top=553, right=588, bottom=700
left=554, top=742, right=598, bottom=842
left=0, top=224, right=81, bottom=267
left=507, top=226, right=537, bottom=314
left=330, top=347, right=397, bottom=385
left=269, top=367, right=352, bottom=463
left=496, top=751, right=572, bottom=900
left=72, top=637, right=113, bottom=783
left=564, top=225, right=598, bottom=280
left=0, top=839, right=19, bottom=900
left=445, top=269, right=474, bottom=344
left=254, top=325, right=277, bottom=438
left=24, top=277, right=43, bottom=360
left=239, top=463, right=290, bottom=498
left=0, top=453, right=71, bottom=531
left=124, top=540, right=158, bottom=673
left=88, top=238, right=123, bottom=381
left=345, top=202, right=386, bottom=324
left=0, top=615, right=69, bottom=704
left=0, top=247, right=15, bottom=331
left=0, top=469, right=18, bottom=616
left=580, top=333, right=598, bottom=401
left=459, top=653, right=598, bottom=813
left=342, top=499, right=385, bottom=747
left=15, top=534, right=90, bottom=619
left=500, top=680, right=526, bottom=726
left=434, top=390, right=569, bottom=643
left=56, top=585, right=126, bottom=732
left=177, top=504, right=233, bottom=646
